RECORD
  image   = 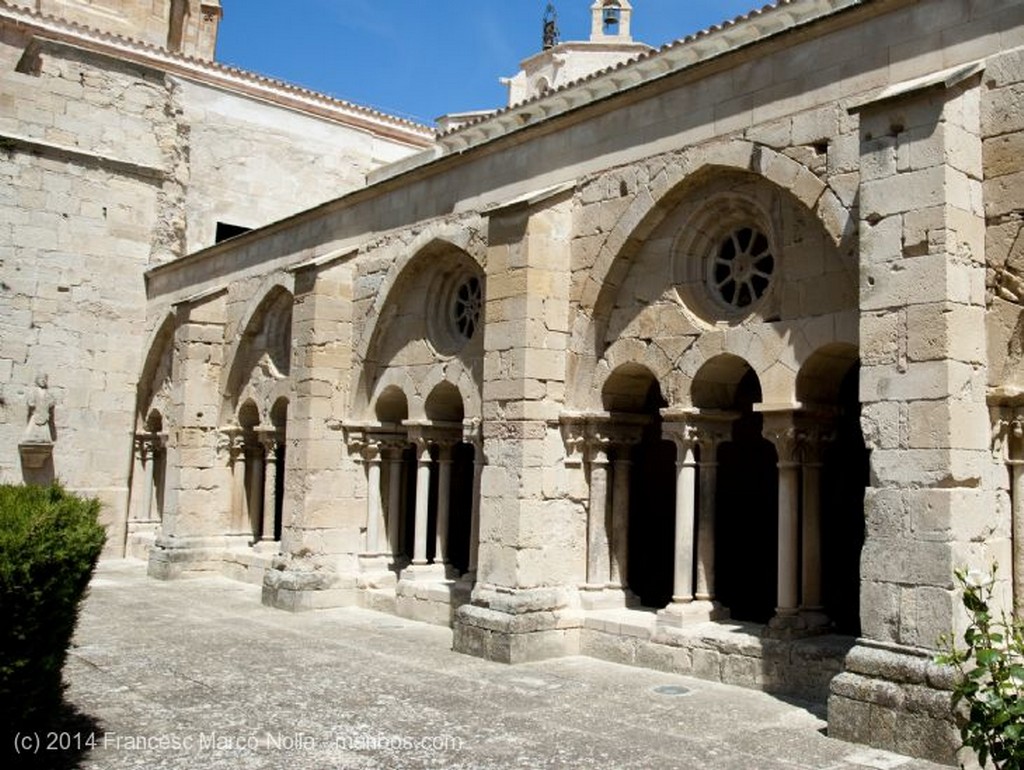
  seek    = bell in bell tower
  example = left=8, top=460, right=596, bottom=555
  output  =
left=590, top=0, right=633, bottom=42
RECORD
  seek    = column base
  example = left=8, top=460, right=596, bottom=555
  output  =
left=147, top=534, right=231, bottom=579
left=656, top=599, right=729, bottom=628
left=765, top=608, right=829, bottom=639
left=453, top=584, right=583, bottom=664
left=400, top=562, right=449, bottom=582
left=828, top=640, right=961, bottom=765
left=799, top=608, right=832, bottom=632
left=252, top=539, right=281, bottom=555
left=394, top=574, right=471, bottom=627
left=261, top=565, right=358, bottom=611
left=579, top=586, right=639, bottom=610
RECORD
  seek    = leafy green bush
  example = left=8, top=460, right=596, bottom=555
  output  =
left=0, top=484, right=105, bottom=728
left=937, top=566, right=1024, bottom=769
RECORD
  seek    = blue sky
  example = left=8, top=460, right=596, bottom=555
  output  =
left=217, top=1, right=765, bottom=124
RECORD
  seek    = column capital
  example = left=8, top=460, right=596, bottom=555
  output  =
left=219, top=425, right=247, bottom=461
left=559, top=411, right=646, bottom=466
left=135, top=430, right=168, bottom=459
left=662, top=408, right=737, bottom=457
left=255, top=426, right=283, bottom=453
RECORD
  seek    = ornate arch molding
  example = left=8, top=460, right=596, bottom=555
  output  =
left=354, top=220, right=487, bottom=364
left=567, top=140, right=855, bottom=411
left=353, top=223, right=487, bottom=419
left=136, top=312, right=177, bottom=432
left=221, top=280, right=295, bottom=424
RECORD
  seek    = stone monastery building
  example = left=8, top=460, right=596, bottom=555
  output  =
left=4, top=0, right=1024, bottom=763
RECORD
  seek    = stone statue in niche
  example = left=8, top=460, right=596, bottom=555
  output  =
left=23, top=373, right=55, bottom=444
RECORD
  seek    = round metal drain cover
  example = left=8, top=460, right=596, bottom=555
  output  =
left=653, top=684, right=692, bottom=696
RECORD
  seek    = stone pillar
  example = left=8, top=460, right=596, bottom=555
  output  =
left=261, top=438, right=279, bottom=542
left=993, top=407, right=1024, bottom=618
left=412, top=435, right=432, bottom=567
left=800, top=428, right=829, bottom=628
left=763, top=413, right=802, bottom=635
left=692, top=417, right=731, bottom=619
left=829, top=69, right=999, bottom=762
left=227, top=428, right=247, bottom=536
left=245, top=440, right=264, bottom=542
left=453, top=189, right=578, bottom=663
left=466, top=437, right=484, bottom=580
left=139, top=435, right=157, bottom=522
left=609, top=449, right=631, bottom=591
left=434, top=441, right=455, bottom=568
left=583, top=435, right=611, bottom=592
left=670, top=433, right=698, bottom=605
left=361, top=439, right=384, bottom=556
left=386, top=442, right=405, bottom=560
left=1013, top=451, right=1024, bottom=619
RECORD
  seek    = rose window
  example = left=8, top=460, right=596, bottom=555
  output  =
left=710, top=227, right=774, bottom=310
left=453, top=276, right=482, bottom=341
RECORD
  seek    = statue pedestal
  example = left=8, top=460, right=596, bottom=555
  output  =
left=19, top=441, right=52, bottom=469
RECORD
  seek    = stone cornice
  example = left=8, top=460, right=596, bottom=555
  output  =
left=0, top=0, right=435, bottom=148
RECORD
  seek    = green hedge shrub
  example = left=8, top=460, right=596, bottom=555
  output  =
left=0, top=484, right=105, bottom=728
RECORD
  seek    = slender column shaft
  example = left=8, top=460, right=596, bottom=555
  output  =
left=247, top=445, right=265, bottom=540
left=387, top=448, right=404, bottom=557
left=412, top=440, right=432, bottom=565
left=230, top=438, right=247, bottom=533
left=610, top=454, right=631, bottom=588
left=801, top=460, right=823, bottom=610
left=261, top=443, right=278, bottom=541
left=777, top=459, right=800, bottom=613
left=468, top=449, right=483, bottom=575
left=672, top=442, right=697, bottom=603
left=1012, top=459, right=1024, bottom=618
left=434, top=444, right=453, bottom=565
left=364, top=447, right=383, bottom=555
left=695, top=454, right=717, bottom=601
left=586, top=445, right=611, bottom=586
left=141, top=441, right=156, bottom=522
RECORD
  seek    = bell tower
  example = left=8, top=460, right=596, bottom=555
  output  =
left=590, top=0, right=633, bottom=42
left=500, top=0, right=649, bottom=107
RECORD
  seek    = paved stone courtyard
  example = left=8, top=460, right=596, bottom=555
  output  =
left=20, top=561, right=950, bottom=769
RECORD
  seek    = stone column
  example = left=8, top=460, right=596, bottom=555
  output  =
left=362, top=439, right=384, bottom=556
left=997, top=410, right=1024, bottom=618
left=434, top=441, right=455, bottom=569
left=609, top=448, right=631, bottom=591
left=258, top=431, right=280, bottom=543
left=226, top=427, right=247, bottom=536
left=655, top=417, right=698, bottom=627
left=1013, top=452, right=1024, bottom=619
left=386, top=442, right=405, bottom=560
left=800, top=426, right=830, bottom=629
left=139, top=435, right=156, bottom=522
left=763, top=413, right=802, bottom=636
left=830, top=68, right=995, bottom=759
left=691, top=416, right=732, bottom=619
left=468, top=452, right=484, bottom=573
left=246, top=440, right=265, bottom=543
left=583, top=435, right=611, bottom=593
left=670, top=429, right=698, bottom=606
left=412, top=435, right=432, bottom=567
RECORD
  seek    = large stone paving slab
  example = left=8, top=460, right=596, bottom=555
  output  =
left=22, top=562, right=949, bottom=769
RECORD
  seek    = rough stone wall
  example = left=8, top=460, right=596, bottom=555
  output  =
left=0, top=8, right=426, bottom=555
left=985, top=48, right=1024, bottom=391
left=0, top=37, right=172, bottom=550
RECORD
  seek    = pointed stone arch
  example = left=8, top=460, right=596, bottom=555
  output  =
left=137, top=312, right=177, bottom=432
left=222, top=284, right=294, bottom=424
